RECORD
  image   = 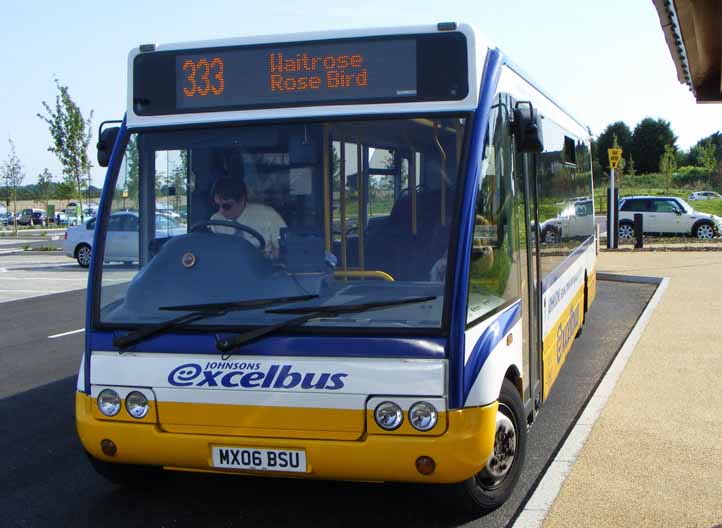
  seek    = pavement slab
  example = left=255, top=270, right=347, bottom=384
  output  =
left=543, top=251, right=722, bottom=528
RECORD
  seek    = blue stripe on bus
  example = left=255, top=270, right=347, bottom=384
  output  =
left=540, top=235, right=594, bottom=293
left=462, top=301, right=521, bottom=403
left=84, top=117, right=129, bottom=395
left=448, top=48, right=504, bottom=410
left=89, top=332, right=446, bottom=359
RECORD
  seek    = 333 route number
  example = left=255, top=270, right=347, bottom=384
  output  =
left=182, top=58, right=225, bottom=97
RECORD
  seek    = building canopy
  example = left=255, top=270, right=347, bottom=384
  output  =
left=654, top=0, right=721, bottom=102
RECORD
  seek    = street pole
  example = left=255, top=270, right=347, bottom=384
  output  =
left=608, top=167, right=615, bottom=249
left=607, top=148, right=622, bottom=249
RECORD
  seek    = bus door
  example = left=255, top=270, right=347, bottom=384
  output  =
left=329, top=131, right=417, bottom=281
left=515, top=150, right=542, bottom=411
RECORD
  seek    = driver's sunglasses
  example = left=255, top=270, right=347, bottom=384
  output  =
left=220, top=201, right=237, bottom=211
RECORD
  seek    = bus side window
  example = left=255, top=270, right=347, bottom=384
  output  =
left=467, top=95, right=519, bottom=324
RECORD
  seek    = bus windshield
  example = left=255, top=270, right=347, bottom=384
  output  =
left=99, top=116, right=467, bottom=331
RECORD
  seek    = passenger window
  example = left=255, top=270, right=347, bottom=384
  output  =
left=654, top=200, right=677, bottom=213
left=466, top=95, right=519, bottom=324
left=124, top=215, right=139, bottom=232
left=621, top=200, right=636, bottom=212
left=107, top=215, right=125, bottom=232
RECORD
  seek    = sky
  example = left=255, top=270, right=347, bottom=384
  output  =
left=2, top=0, right=721, bottom=187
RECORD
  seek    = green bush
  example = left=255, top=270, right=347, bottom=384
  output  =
left=673, top=166, right=711, bottom=188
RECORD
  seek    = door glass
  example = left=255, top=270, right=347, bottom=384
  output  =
left=154, top=150, right=189, bottom=240
left=466, top=95, right=520, bottom=324
left=653, top=200, right=678, bottom=213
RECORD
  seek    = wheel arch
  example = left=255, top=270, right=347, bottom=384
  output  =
left=504, top=365, right=523, bottom=400
left=691, top=218, right=715, bottom=236
left=74, top=242, right=91, bottom=258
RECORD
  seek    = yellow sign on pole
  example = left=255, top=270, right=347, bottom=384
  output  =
left=608, top=148, right=623, bottom=169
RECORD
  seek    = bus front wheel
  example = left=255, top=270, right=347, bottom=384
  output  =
left=86, top=452, right=166, bottom=487
left=455, top=378, right=527, bottom=514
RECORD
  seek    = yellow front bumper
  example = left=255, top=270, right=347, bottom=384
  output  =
left=76, top=392, right=498, bottom=484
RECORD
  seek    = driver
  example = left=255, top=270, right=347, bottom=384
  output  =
left=209, top=177, right=286, bottom=258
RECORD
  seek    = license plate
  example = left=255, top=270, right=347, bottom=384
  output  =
left=211, top=446, right=307, bottom=473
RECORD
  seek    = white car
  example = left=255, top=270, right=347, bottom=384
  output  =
left=540, top=198, right=595, bottom=243
left=63, top=211, right=186, bottom=267
left=618, top=196, right=722, bottom=239
left=688, top=191, right=722, bottom=201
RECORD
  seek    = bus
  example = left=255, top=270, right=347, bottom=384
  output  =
left=77, top=23, right=596, bottom=514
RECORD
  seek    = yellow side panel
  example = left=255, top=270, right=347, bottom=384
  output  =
left=542, top=284, right=584, bottom=400
left=587, top=267, right=597, bottom=308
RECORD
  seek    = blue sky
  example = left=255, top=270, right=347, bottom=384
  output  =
left=2, top=0, right=721, bottom=186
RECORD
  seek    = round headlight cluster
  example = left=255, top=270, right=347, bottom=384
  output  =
left=97, top=389, right=121, bottom=417
left=373, top=400, right=439, bottom=432
left=409, top=401, right=438, bottom=431
left=374, top=401, right=403, bottom=430
left=125, top=391, right=149, bottom=419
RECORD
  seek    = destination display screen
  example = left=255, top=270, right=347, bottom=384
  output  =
left=132, top=32, right=468, bottom=116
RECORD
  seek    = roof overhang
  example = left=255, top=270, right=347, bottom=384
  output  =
left=653, top=0, right=722, bottom=102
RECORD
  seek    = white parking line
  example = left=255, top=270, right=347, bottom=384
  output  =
left=0, top=289, right=65, bottom=293
left=0, top=276, right=87, bottom=281
left=48, top=328, right=84, bottom=339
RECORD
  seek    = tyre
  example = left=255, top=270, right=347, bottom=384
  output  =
left=453, top=378, right=527, bottom=515
left=693, top=222, right=715, bottom=240
left=542, top=227, right=559, bottom=244
left=75, top=243, right=91, bottom=268
left=618, top=222, right=634, bottom=240
left=86, top=452, right=165, bottom=487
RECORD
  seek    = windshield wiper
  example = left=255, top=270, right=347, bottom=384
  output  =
left=216, top=295, right=437, bottom=353
left=113, top=294, right=318, bottom=349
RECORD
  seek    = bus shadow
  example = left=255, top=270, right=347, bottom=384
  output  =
left=86, top=471, right=482, bottom=527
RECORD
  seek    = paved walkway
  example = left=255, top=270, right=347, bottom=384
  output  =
left=543, top=251, right=722, bottom=527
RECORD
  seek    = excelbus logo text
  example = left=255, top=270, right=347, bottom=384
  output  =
left=168, top=362, right=348, bottom=390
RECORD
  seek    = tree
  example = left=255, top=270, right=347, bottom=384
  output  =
left=687, top=132, right=722, bottom=167
left=595, top=121, right=632, bottom=173
left=630, top=118, right=677, bottom=174
left=659, top=145, right=677, bottom=194
left=37, top=79, right=93, bottom=221
left=1, top=139, right=25, bottom=234
left=698, top=140, right=718, bottom=187
left=627, top=154, right=636, bottom=176
left=36, top=169, right=54, bottom=211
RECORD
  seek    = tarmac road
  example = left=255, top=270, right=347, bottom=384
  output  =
left=0, top=278, right=656, bottom=528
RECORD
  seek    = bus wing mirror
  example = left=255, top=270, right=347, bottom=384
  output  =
left=512, top=102, right=544, bottom=153
left=97, top=121, right=122, bottom=167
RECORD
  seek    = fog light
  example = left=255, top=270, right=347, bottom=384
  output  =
left=101, top=439, right=117, bottom=456
left=125, top=391, right=149, bottom=419
left=416, top=456, right=435, bottom=475
left=374, top=401, right=403, bottom=430
left=97, top=389, right=121, bottom=417
left=409, top=401, right=438, bottom=431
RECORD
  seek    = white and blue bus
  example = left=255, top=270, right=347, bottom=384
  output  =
left=77, top=23, right=596, bottom=514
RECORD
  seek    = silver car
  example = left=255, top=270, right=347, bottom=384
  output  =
left=63, top=211, right=186, bottom=267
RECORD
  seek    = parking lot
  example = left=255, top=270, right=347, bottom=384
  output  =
left=0, top=252, right=88, bottom=303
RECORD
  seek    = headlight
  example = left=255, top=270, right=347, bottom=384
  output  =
left=97, top=389, right=121, bottom=417
left=374, top=401, right=403, bottom=430
left=409, top=401, right=438, bottom=431
left=125, top=391, right=149, bottom=419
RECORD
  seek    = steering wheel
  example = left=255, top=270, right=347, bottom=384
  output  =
left=190, top=220, right=266, bottom=251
